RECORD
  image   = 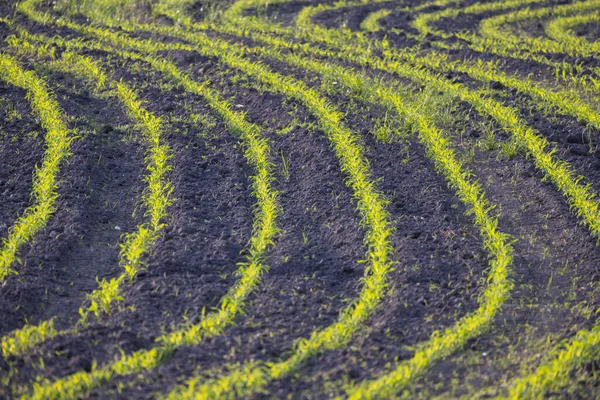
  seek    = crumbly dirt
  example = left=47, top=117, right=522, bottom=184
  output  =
left=1, top=0, right=600, bottom=398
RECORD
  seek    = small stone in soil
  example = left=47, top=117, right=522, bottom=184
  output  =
left=569, top=144, right=588, bottom=156
left=490, top=81, right=504, bottom=90
left=348, top=367, right=362, bottom=379
left=567, top=133, right=588, bottom=144
left=44, top=253, right=60, bottom=262
left=68, top=355, right=92, bottom=372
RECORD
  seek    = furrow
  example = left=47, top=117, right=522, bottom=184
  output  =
left=1, top=40, right=174, bottom=358
left=0, top=53, right=72, bottom=281
left=7, top=21, right=280, bottom=400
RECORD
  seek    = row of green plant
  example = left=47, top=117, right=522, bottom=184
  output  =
left=1, top=320, right=56, bottom=360
left=359, top=8, right=390, bottom=32
left=217, top=0, right=453, bottom=61
left=198, top=0, right=600, bottom=129
left=45, top=1, right=517, bottom=398
left=30, top=0, right=600, bottom=396
left=499, top=325, right=600, bottom=398
left=15, top=0, right=600, bottom=398
left=545, top=13, right=600, bottom=49
left=0, top=36, right=174, bottom=361
left=224, top=0, right=462, bottom=37
left=55, top=0, right=147, bottom=27
left=136, top=52, right=281, bottom=351
left=26, top=2, right=402, bottom=398
left=345, top=67, right=600, bottom=397
left=209, top=0, right=600, bottom=397
left=9, top=12, right=283, bottom=400
left=358, top=0, right=576, bottom=92
left=0, top=52, right=72, bottom=282
left=53, top=51, right=174, bottom=324
left=477, top=0, right=600, bottom=57
left=17, top=0, right=281, bottom=341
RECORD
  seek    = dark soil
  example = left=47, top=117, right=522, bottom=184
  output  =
left=0, top=69, right=145, bottom=337
left=251, top=0, right=334, bottom=26
left=431, top=0, right=564, bottom=36
left=97, top=47, right=490, bottom=399
left=0, top=83, right=43, bottom=241
left=401, top=100, right=600, bottom=398
left=376, top=9, right=420, bottom=35
left=2, top=0, right=600, bottom=398
left=2, top=55, right=257, bottom=388
left=573, top=21, right=600, bottom=43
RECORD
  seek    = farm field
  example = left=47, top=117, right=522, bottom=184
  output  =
left=1, top=0, right=600, bottom=398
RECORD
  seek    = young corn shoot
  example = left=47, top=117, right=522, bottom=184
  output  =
left=10, top=18, right=280, bottom=400
left=0, top=41, right=173, bottom=357
left=0, top=53, right=72, bottom=281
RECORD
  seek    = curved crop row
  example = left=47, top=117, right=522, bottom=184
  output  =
left=58, top=52, right=175, bottom=324
left=477, top=0, right=600, bottom=57
left=1, top=37, right=174, bottom=358
left=196, top=0, right=600, bottom=131
left=10, top=0, right=600, bottom=398
left=499, top=326, right=600, bottom=398
left=359, top=9, right=390, bottom=32
left=81, top=3, right=520, bottom=399
left=10, top=16, right=281, bottom=400
left=545, top=13, right=600, bottom=47
left=209, top=1, right=600, bottom=397
left=28, top=0, right=593, bottom=396
left=0, top=53, right=72, bottom=282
